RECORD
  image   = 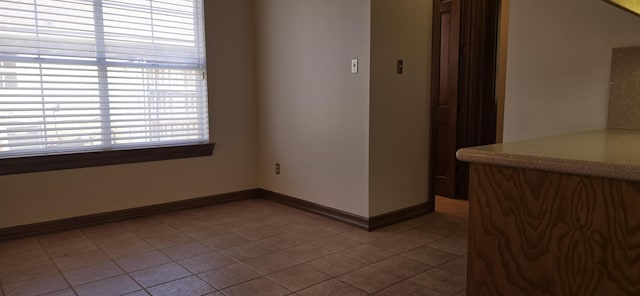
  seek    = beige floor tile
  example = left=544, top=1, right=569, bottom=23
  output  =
left=129, top=262, right=191, bottom=288
left=437, top=255, right=467, bottom=277
left=428, top=233, right=468, bottom=256
left=81, top=223, right=132, bottom=243
left=143, top=232, right=193, bottom=249
left=410, top=268, right=466, bottom=296
left=167, top=217, right=211, bottom=231
left=126, top=220, right=173, bottom=235
left=201, top=233, right=251, bottom=251
left=3, top=273, right=68, bottom=296
left=257, top=233, right=309, bottom=251
left=160, top=242, right=211, bottom=261
left=198, top=263, right=260, bottom=290
left=0, top=248, right=50, bottom=267
left=221, top=277, right=289, bottom=296
left=402, top=245, right=458, bottom=267
left=372, top=256, right=432, bottom=278
left=296, top=279, right=367, bottom=296
left=290, top=226, right=335, bottom=242
left=395, top=228, right=445, bottom=244
left=278, top=244, right=332, bottom=265
left=115, top=250, right=172, bottom=273
left=40, top=288, right=77, bottom=296
left=367, top=235, right=423, bottom=254
left=415, top=217, right=466, bottom=237
left=374, top=280, right=446, bottom=296
left=241, top=252, right=295, bottom=275
left=146, top=276, right=214, bottom=296
left=38, top=231, right=87, bottom=249
left=122, top=290, right=150, bottom=296
left=234, top=225, right=287, bottom=241
left=180, top=225, right=229, bottom=241
left=43, top=239, right=99, bottom=259
left=74, top=274, right=141, bottom=296
left=372, top=221, right=415, bottom=234
left=305, top=254, right=365, bottom=277
left=63, top=261, right=123, bottom=286
left=341, top=230, right=389, bottom=243
left=177, top=252, right=235, bottom=274
left=317, top=221, right=360, bottom=234
left=267, top=265, right=330, bottom=292
left=89, top=231, right=138, bottom=246
left=98, top=238, right=154, bottom=259
left=243, top=244, right=330, bottom=275
left=0, top=258, right=60, bottom=284
left=0, top=238, right=42, bottom=258
left=52, top=248, right=110, bottom=271
left=338, top=244, right=394, bottom=265
left=220, top=242, right=272, bottom=261
left=311, top=235, right=362, bottom=252
left=157, top=211, right=201, bottom=226
left=337, top=266, right=401, bottom=294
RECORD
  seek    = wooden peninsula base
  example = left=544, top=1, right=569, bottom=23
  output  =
left=467, top=163, right=640, bottom=295
left=458, top=130, right=640, bottom=296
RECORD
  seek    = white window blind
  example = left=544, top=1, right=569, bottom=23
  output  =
left=0, top=0, right=209, bottom=159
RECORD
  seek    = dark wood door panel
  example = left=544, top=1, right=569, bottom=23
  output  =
left=430, top=0, right=499, bottom=201
left=433, top=0, right=460, bottom=198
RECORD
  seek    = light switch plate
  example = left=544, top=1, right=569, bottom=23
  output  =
left=351, top=58, right=359, bottom=74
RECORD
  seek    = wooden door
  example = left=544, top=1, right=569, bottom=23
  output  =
left=429, top=0, right=499, bottom=202
left=433, top=0, right=461, bottom=198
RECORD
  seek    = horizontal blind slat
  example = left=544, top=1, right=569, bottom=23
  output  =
left=0, top=127, right=208, bottom=142
left=0, top=116, right=205, bottom=126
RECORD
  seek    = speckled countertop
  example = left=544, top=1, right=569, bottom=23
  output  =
left=456, top=129, right=640, bottom=181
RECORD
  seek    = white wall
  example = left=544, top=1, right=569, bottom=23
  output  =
left=369, top=0, right=432, bottom=216
left=0, top=0, right=259, bottom=228
left=503, top=0, right=640, bottom=142
left=256, top=0, right=371, bottom=217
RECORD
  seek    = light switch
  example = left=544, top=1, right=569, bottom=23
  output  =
left=351, top=58, right=359, bottom=74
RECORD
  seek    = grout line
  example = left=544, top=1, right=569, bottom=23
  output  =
left=36, top=233, right=78, bottom=295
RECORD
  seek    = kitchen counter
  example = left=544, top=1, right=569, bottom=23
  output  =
left=456, top=128, right=640, bottom=181
left=457, top=128, right=640, bottom=296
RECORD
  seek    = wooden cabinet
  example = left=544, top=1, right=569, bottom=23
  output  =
left=467, top=163, right=640, bottom=295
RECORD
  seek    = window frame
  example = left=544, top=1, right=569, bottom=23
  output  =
left=0, top=0, right=212, bottom=175
left=0, top=143, right=214, bottom=175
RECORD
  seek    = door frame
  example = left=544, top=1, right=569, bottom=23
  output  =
left=427, top=0, right=501, bottom=207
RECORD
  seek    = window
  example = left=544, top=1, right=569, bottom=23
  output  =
left=0, top=0, right=211, bottom=174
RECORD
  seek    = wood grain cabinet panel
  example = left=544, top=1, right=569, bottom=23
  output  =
left=467, top=164, right=640, bottom=296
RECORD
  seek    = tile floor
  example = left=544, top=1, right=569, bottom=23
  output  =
left=0, top=197, right=469, bottom=296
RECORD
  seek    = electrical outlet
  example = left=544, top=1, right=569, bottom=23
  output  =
left=351, top=58, right=359, bottom=74
left=275, top=163, right=280, bottom=175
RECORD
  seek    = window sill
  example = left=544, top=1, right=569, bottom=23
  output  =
left=0, top=143, right=215, bottom=176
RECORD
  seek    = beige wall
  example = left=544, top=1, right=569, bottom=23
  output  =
left=3, top=0, right=435, bottom=227
left=503, top=0, right=640, bottom=142
left=0, top=0, right=259, bottom=228
left=255, top=0, right=371, bottom=217
left=369, top=0, right=432, bottom=216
